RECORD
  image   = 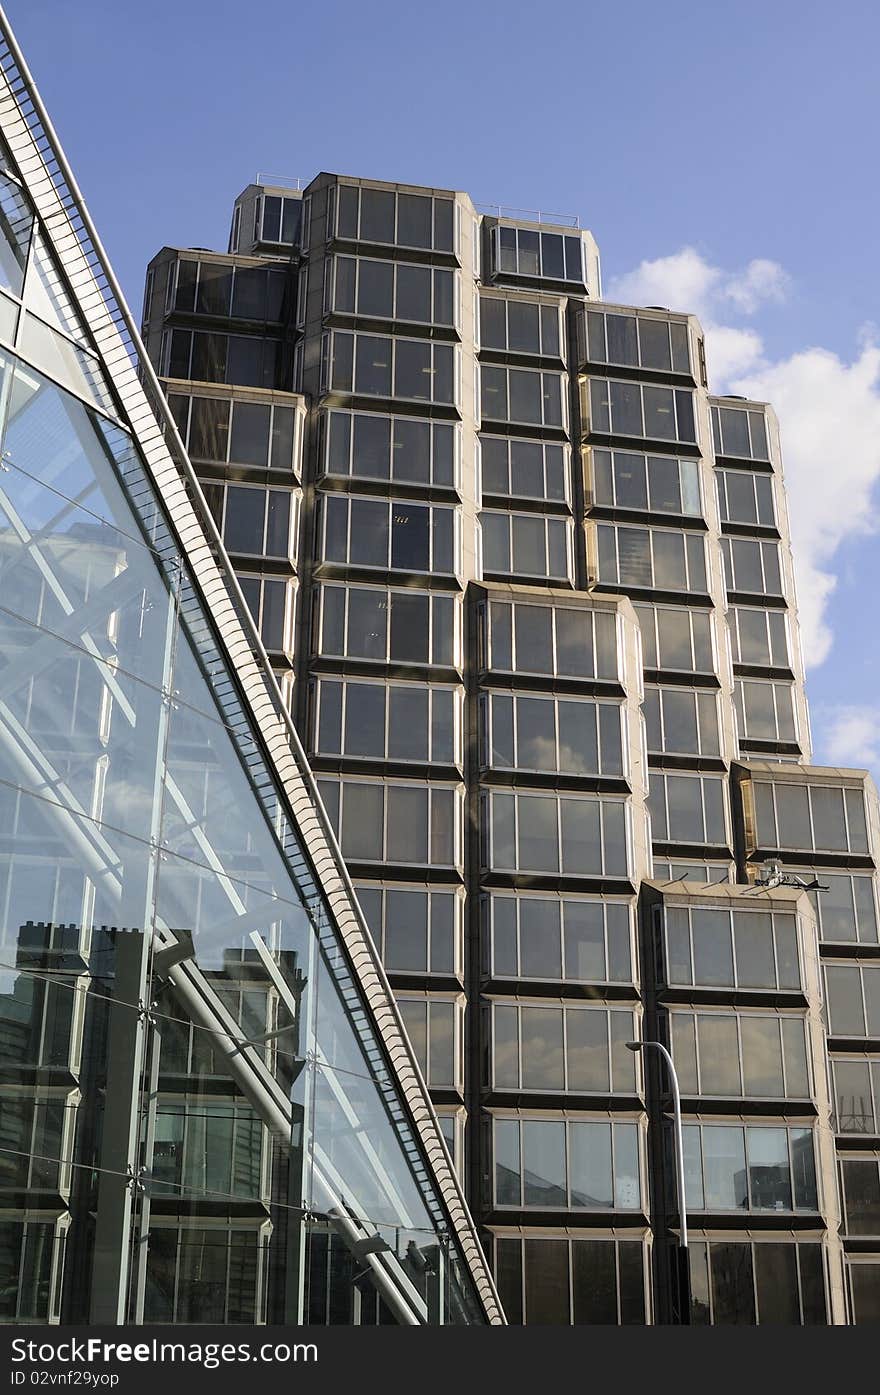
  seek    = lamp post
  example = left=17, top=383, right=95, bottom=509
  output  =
left=626, top=1038, right=690, bottom=1324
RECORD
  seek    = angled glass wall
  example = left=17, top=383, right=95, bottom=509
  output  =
left=0, top=86, right=499, bottom=1327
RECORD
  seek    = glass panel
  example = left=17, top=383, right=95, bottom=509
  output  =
left=522, top=1120, right=566, bottom=1204
left=703, top=1127, right=748, bottom=1209
left=518, top=898, right=560, bottom=976
left=741, top=1017, right=784, bottom=1096
left=754, top=1245, right=800, bottom=1324
left=711, top=1244, right=755, bottom=1324
left=520, top=1007, right=564, bottom=1088
left=565, top=1008, right=609, bottom=1091
left=747, top=1127, right=792, bottom=1209
left=0, top=331, right=484, bottom=1324
left=691, top=911, right=734, bottom=985
left=572, top=1240, right=616, bottom=1323
left=0, top=175, right=33, bottom=297
left=833, top=1059, right=874, bottom=1133
left=697, top=1016, right=741, bottom=1094
left=523, top=1239, right=569, bottom=1325
left=569, top=1121, right=613, bottom=1206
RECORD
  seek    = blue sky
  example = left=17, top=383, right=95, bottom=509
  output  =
left=9, top=0, right=880, bottom=783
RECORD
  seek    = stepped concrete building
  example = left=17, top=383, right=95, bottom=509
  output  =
left=140, top=166, right=880, bottom=1327
left=0, top=14, right=502, bottom=1327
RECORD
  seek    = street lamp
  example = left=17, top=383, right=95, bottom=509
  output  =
left=626, top=1038, right=690, bottom=1323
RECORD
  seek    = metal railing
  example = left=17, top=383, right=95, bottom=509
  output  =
left=476, top=201, right=581, bottom=228
left=255, top=171, right=306, bottom=190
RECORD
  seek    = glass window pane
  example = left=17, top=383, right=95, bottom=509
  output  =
left=606, top=315, right=638, bottom=366
left=520, top=1008, right=565, bottom=1089
left=556, top=608, right=594, bottom=677
left=613, top=1124, right=641, bottom=1209
left=833, top=1059, right=874, bottom=1133
left=344, top=681, right=386, bottom=756
left=491, top=897, right=517, bottom=976
left=691, top=911, right=734, bottom=985
left=230, top=401, right=270, bottom=465
left=754, top=1245, right=800, bottom=1324
left=0, top=175, right=33, bottom=296
left=843, top=1159, right=880, bottom=1235
left=638, top=318, right=671, bottom=371
left=523, top=1239, right=569, bottom=1325
left=703, top=1126, right=748, bottom=1209
left=614, top=452, right=648, bottom=509
left=845, top=789, right=870, bottom=853
left=397, top=193, right=432, bottom=248
left=355, top=334, right=392, bottom=395
left=341, top=782, right=383, bottom=859
left=652, top=530, right=686, bottom=588
left=519, top=796, right=560, bottom=872
left=360, top=188, right=395, bottom=242
left=790, top=1128, right=818, bottom=1210
left=522, top=1120, right=566, bottom=1202
left=746, top=1127, right=792, bottom=1209
left=560, top=798, right=602, bottom=875
left=357, top=259, right=394, bottom=317
left=512, top=514, right=546, bottom=574
left=565, top=1008, right=609, bottom=1091
left=224, top=486, right=265, bottom=553
left=697, top=1016, right=741, bottom=1094
left=732, top=911, right=775, bottom=987
left=810, top=786, right=848, bottom=852
left=569, top=1121, right=613, bottom=1207
left=572, top=1240, right=617, bottom=1324
left=515, top=605, right=553, bottom=673
left=781, top=1017, right=810, bottom=1096
left=510, top=439, right=544, bottom=497
left=507, top=301, right=540, bottom=354
left=648, top=454, right=681, bottom=512
left=609, top=380, right=642, bottom=435
left=672, top=1013, right=698, bottom=1094
left=494, top=1119, right=521, bottom=1205
left=385, top=889, right=428, bottom=971
left=391, top=502, right=430, bottom=570
left=347, top=497, right=388, bottom=566
left=395, top=263, right=431, bottom=323
left=798, top=1245, right=827, bottom=1324
left=741, top=1017, right=784, bottom=1096
left=354, top=412, right=392, bottom=477
left=189, top=397, right=230, bottom=461
left=386, top=785, right=428, bottom=863
left=508, top=369, right=542, bottom=423
left=826, top=965, right=866, bottom=1036
left=347, top=588, right=387, bottom=658
left=520, top=897, right=561, bottom=978
left=495, top=1239, right=523, bottom=1325
left=710, top=1243, right=755, bottom=1324
left=389, top=591, right=429, bottom=663
left=643, top=385, right=676, bottom=439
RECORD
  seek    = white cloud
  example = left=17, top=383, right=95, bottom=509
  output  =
left=731, top=343, right=880, bottom=666
left=606, top=247, right=788, bottom=325
left=705, top=325, right=765, bottom=382
left=608, top=247, right=722, bottom=319
left=606, top=250, right=880, bottom=669
left=820, top=706, right=880, bottom=770
left=721, top=258, right=790, bottom=314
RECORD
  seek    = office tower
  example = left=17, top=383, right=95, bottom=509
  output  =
left=0, top=20, right=502, bottom=1327
left=140, top=166, right=880, bottom=1327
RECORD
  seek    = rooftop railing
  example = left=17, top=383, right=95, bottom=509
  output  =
left=476, top=202, right=581, bottom=228
left=254, top=171, right=305, bottom=190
